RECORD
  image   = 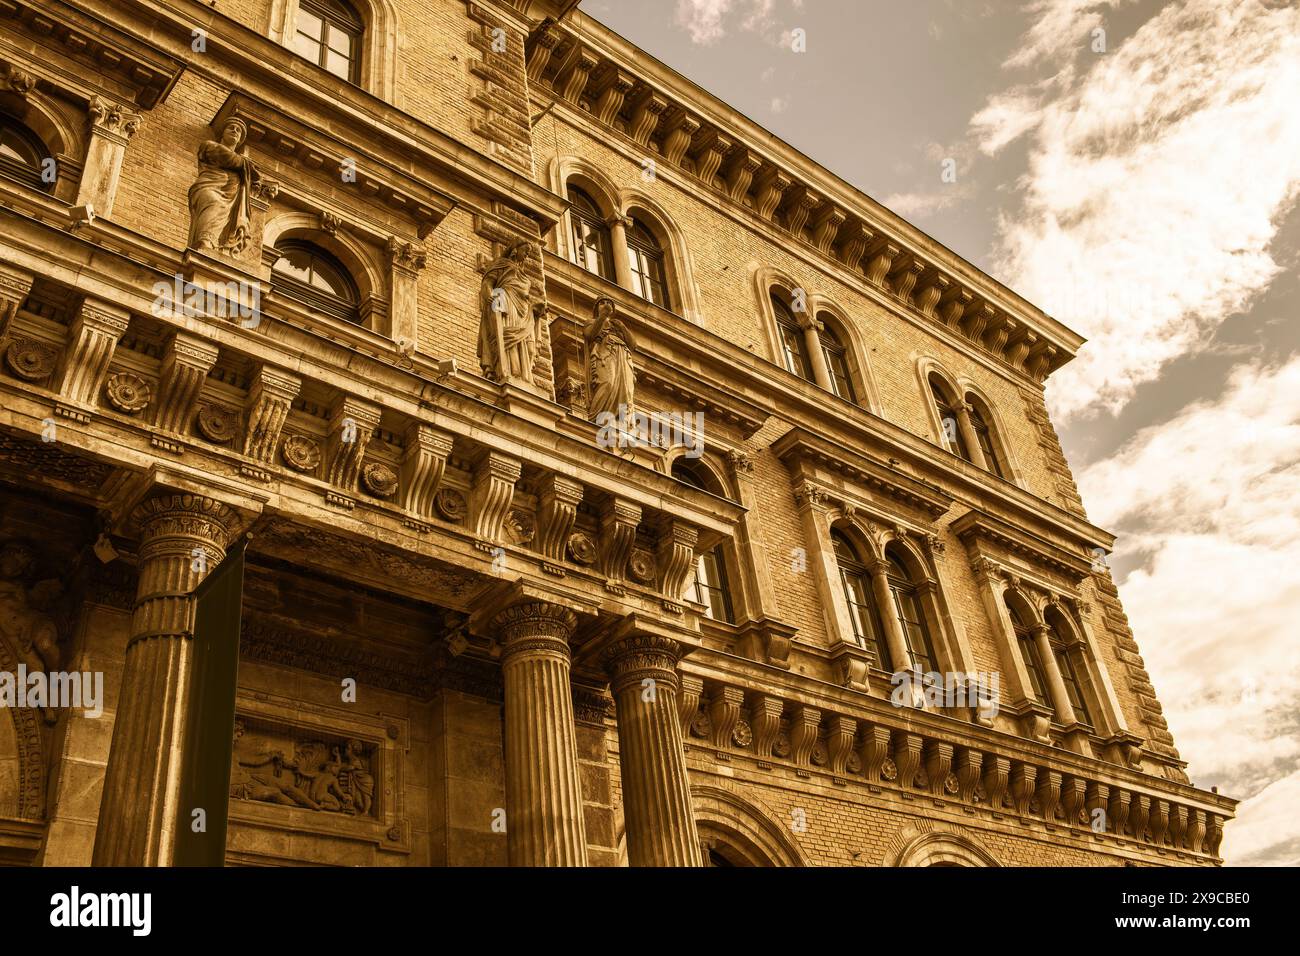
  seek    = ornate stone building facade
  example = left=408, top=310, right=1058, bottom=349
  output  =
left=0, top=0, right=1233, bottom=867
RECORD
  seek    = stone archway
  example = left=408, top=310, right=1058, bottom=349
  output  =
left=692, top=784, right=808, bottom=867
left=892, top=830, right=1001, bottom=868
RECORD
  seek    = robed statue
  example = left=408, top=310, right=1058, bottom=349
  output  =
left=187, top=118, right=263, bottom=257
left=478, top=240, right=543, bottom=385
left=584, top=296, right=635, bottom=421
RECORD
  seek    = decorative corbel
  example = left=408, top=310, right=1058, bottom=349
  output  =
left=399, top=421, right=454, bottom=529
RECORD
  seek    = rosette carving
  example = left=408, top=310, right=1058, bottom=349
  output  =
left=361, top=462, right=399, bottom=498
left=731, top=719, right=752, bottom=749
left=5, top=338, right=55, bottom=381
left=434, top=487, right=467, bottom=522
left=628, top=548, right=656, bottom=584
left=282, top=434, right=322, bottom=472
left=567, top=530, right=597, bottom=566
left=197, top=403, right=239, bottom=444
left=105, top=372, right=152, bottom=413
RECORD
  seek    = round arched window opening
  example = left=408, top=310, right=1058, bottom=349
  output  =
left=271, top=239, right=362, bottom=325
left=0, top=116, right=52, bottom=191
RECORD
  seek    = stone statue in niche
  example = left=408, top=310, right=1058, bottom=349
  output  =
left=229, top=720, right=377, bottom=816
left=187, top=118, right=264, bottom=258
left=0, top=539, right=64, bottom=725
left=584, top=295, right=635, bottom=422
left=478, top=240, right=544, bottom=385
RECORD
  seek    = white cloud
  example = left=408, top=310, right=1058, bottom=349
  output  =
left=880, top=185, right=974, bottom=219
left=1077, top=356, right=1300, bottom=860
left=974, top=0, right=1300, bottom=422
left=1223, top=770, right=1300, bottom=866
left=673, top=0, right=792, bottom=46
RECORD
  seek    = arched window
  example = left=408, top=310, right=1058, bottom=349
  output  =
left=1048, top=617, right=1094, bottom=727
left=1007, top=601, right=1049, bottom=703
left=772, top=293, right=813, bottom=382
left=831, top=531, right=891, bottom=670
left=271, top=239, right=361, bottom=324
left=967, top=398, right=1005, bottom=478
left=567, top=185, right=613, bottom=281
left=930, top=376, right=971, bottom=462
left=819, top=321, right=857, bottom=404
left=884, top=550, right=939, bottom=673
left=0, top=116, right=51, bottom=191
left=626, top=217, right=669, bottom=309
left=292, top=0, right=363, bottom=83
left=673, top=459, right=734, bottom=624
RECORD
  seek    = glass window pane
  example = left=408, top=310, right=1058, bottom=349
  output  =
left=325, top=49, right=351, bottom=79
left=292, top=33, right=322, bottom=61
left=296, top=9, right=324, bottom=38
left=328, top=23, right=353, bottom=55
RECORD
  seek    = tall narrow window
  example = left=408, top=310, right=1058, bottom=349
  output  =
left=0, top=117, right=51, bottom=191
left=567, top=186, right=613, bottom=281
left=673, top=460, right=735, bottom=624
left=831, top=531, right=891, bottom=670
left=885, top=552, right=938, bottom=673
left=820, top=322, right=857, bottom=403
left=772, top=294, right=813, bottom=382
left=271, top=239, right=361, bottom=325
left=967, top=400, right=1005, bottom=478
left=930, top=376, right=971, bottom=462
left=1008, top=602, right=1049, bottom=703
left=1049, top=622, right=1094, bottom=727
left=626, top=218, right=669, bottom=309
left=293, top=0, right=362, bottom=83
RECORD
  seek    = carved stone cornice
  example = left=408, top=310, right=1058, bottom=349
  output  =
left=0, top=3, right=183, bottom=108
left=952, top=509, right=1095, bottom=582
left=210, top=93, right=455, bottom=239
left=774, top=429, right=954, bottom=520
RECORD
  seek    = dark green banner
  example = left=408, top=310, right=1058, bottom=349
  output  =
left=174, top=535, right=247, bottom=867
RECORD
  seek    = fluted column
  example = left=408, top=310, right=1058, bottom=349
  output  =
left=495, top=601, right=588, bottom=866
left=93, top=493, right=236, bottom=866
left=603, top=632, right=702, bottom=866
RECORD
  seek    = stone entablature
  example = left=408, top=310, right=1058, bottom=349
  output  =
left=526, top=13, right=1081, bottom=386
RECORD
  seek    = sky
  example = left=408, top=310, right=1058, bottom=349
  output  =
left=582, top=0, right=1300, bottom=866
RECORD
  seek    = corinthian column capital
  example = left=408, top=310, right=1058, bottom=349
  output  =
left=602, top=632, right=685, bottom=693
left=494, top=601, right=578, bottom=656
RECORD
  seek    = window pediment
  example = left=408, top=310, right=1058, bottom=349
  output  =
left=774, top=428, right=953, bottom=521
left=211, top=93, right=456, bottom=240
left=952, top=509, right=1094, bottom=583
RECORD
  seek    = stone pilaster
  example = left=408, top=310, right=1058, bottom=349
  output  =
left=92, top=493, right=236, bottom=866
left=602, top=631, right=701, bottom=866
left=494, top=601, right=588, bottom=866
